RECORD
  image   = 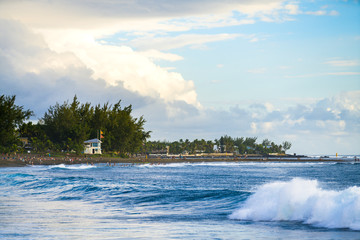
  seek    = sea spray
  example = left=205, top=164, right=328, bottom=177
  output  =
left=229, top=178, right=360, bottom=230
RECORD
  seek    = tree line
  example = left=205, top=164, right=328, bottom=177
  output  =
left=143, top=136, right=291, bottom=155
left=0, top=94, right=150, bottom=154
left=1, top=94, right=292, bottom=155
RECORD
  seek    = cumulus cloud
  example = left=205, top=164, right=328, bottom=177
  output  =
left=0, top=0, right=301, bottom=31
left=141, top=90, right=359, bottom=154
left=7, top=21, right=200, bottom=108
left=1, top=0, right=333, bottom=51
left=0, top=0, right=336, bottom=111
left=245, top=91, right=360, bottom=153
left=129, top=33, right=241, bottom=51
left=0, top=19, right=199, bottom=120
left=1, top=20, right=358, bottom=154
left=0, top=1, right=358, bottom=155
left=139, top=50, right=184, bottom=62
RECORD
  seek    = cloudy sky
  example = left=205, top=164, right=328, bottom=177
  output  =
left=1, top=0, right=359, bottom=155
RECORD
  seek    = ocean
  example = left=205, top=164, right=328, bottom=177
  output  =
left=0, top=161, right=359, bottom=239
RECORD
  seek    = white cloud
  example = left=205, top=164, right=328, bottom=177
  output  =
left=20, top=27, right=200, bottom=108
left=329, top=10, right=340, bottom=16
left=261, top=122, right=275, bottom=133
left=326, top=72, right=360, bottom=76
left=72, top=43, right=198, bottom=105
left=139, top=50, right=184, bottom=62
left=0, top=0, right=288, bottom=31
left=305, top=10, right=327, bottom=16
left=264, top=103, right=275, bottom=112
left=285, top=71, right=360, bottom=78
left=285, top=4, right=300, bottom=15
left=304, top=7, right=339, bottom=16
left=144, top=91, right=360, bottom=154
left=248, top=68, right=267, bottom=74
left=278, top=65, right=291, bottom=70
left=0, top=0, right=337, bottom=113
left=325, top=60, right=360, bottom=67
left=1, top=1, right=358, bottom=155
left=2, top=0, right=301, bottom=110
left=2, top=24, right=359, bottom=154
left=129, top=33, right=241, bottom=51
left=0, top=19, right=201, bottom=120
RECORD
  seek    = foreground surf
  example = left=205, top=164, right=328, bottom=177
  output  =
left=229, top=178, right=360, bottom=230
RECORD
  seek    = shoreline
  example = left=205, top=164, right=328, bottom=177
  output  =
left=0, top=155, right=357, bottom=168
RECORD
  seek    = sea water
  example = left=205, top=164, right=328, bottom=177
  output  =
left=0, top=161, right=359, bottom=239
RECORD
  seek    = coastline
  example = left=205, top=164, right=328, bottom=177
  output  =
left=0, top=154, right=355, bottom=168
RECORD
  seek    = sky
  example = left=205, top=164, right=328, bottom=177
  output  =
left=0, top=0, right=359, bottom=155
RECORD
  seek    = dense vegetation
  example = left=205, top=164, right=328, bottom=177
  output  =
left=1, top=94, right=291, bottom=155
left=0, top=95, right=33, bottom=152
left=144, top=136, right=291, bottom=155
left=1, top=94, right=150, bottom=154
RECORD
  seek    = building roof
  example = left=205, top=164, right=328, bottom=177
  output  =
left=84, top=138, right=102, bottom=143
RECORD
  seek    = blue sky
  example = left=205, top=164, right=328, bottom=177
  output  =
left=0, top=0, right=359, bottom=154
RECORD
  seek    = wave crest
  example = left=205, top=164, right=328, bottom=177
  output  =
left=49, top=164, right=96, bottom=170
left=229, top=178, right=360, bottom=230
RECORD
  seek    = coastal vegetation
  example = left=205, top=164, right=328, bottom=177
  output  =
left=0, top=95, right=33, bottom=152
left=1, top=94, right=291, bottom=156
left=1, top=94, right=150, bottom=155
left=143, top=136, right=291, bottom=155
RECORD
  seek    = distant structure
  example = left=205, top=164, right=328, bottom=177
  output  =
left=84, top=139, right=102, bottom=154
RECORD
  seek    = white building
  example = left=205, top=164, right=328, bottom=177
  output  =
left=84, top=139, right=102, bottom=154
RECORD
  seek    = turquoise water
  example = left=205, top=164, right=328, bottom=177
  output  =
left=0, top=162, right=359, bottom=239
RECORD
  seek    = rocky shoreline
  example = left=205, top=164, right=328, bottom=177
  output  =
left=0, top=153, right=353, bottom=167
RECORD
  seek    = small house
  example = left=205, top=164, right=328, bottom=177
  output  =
left=84, top=139, right=102, bottom=154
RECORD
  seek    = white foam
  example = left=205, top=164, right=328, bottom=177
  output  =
left=139, top=162, right=191, bottom=168
left=185, top=162, right=242, bottom=167
left=229, top=178, right=360, bottom=230
left=138, top=161, right=336, bottom=168
left=238, top=162, right=336, bottom=167
left=138, top=162, right=246, bottom=168
left=49, top=164, right=96, bottom=169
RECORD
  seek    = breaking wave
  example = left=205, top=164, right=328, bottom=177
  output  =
left=229, top=178, right=360, bottom=230
left=49, top=164, right=96, bottom=170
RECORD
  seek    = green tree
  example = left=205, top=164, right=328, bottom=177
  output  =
left=94, top=101, right=150, bottom=155
left=0, top=95, right=33, bottom=152
left=282, top=141, right=292, bottom=153
left=127, top=116, right=151, bottom=153
left=243, top=137, right=257, bottom=153
left=234, top=137, right=245, bottom=154
left=41, top=96, right=150, bottom=155
left=205, top=140, right=214, bottom=153
left=91, top=103, right=109, bottom=139
left=19, top=121, right=53, bottom=152
left=222, top=135, right=235, bottom=153
left=42, top=96, right=93, bottom=153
